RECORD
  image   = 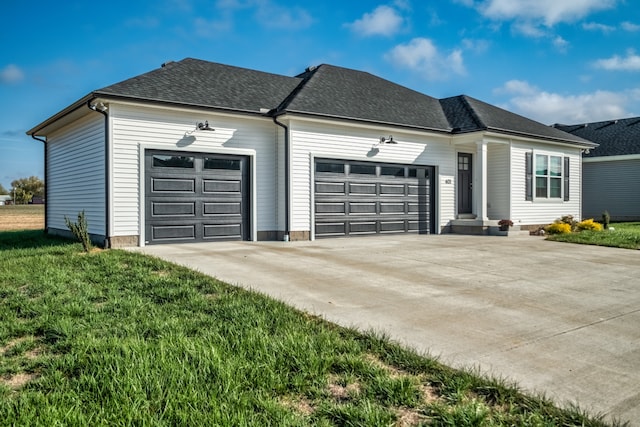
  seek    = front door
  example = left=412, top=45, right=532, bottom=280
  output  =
left=457, top=153, right=472, bottom=214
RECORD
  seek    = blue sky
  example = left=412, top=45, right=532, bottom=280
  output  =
left=1, top=0, right=639, bottom=190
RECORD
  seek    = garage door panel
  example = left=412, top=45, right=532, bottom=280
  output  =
left=146, top=150, right=249, bottom=244
left=152, top=178, right=195, bottom=193
left=316, top=202, right=346, bottom=214
left=315, top=159, right=434, bottom=238
left=349, top=183, right=376, bottom=195
left=203, top=224, right=242, bottom=239
left=202, top=179, right=242, bottom=193
left=203, top=202, right=242, bottom=215
left=380, top=184, right=405, bottom=195
left=316, top=182, right=345, bottom=194
left=349, top=202, right=376, bottom=214
left=349, top=221, right=377, bottom=234
left=380, top=221, right=406, bottom=232
left=152, top=225, right=196, bottom=241
left=151, top=202, right=195, bottom=216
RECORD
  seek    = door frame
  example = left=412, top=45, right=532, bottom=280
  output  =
left=457, top=152, right=473, bottom=215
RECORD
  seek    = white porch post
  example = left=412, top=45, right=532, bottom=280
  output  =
left=475, top=140, right=488, bottom=220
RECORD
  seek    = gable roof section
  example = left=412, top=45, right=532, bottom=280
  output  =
left=279, top=64, right=451, bottom=132
left=96, top=58, right=302, bottom=114
left=554, top=118, right=640, bottom=157
left=441, top=95, right=594, bottom=146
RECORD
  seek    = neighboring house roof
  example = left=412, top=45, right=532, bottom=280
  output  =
left=554, top=117, right=640, bottom=157
left=28, top=58, right=594, bottom=147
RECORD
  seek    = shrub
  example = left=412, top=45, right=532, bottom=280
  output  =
left=64, top=210, right=92, bottom=252
left=602, top=210, right=610, bottom=230
left=544, top=222, right=572, bottom=234
left=576, top=219, right=603, bottom=232
left=559, top=215, right=578, bottom=232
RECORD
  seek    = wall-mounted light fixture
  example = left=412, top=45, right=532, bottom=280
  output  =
left=185, top=120, right=215, bottom=135
left=371, top=135, right=397, bottom=150
left=380, top=135, right=396, bottom=144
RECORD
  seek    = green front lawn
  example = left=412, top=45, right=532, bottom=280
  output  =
left=0, top=231, right=622, bottom=426
left=546, top=222, right=640, bottom=249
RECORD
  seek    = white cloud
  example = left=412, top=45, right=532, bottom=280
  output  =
left=594, top=50, right=640, bottom=71
left=346, top=5, right=404, bottom=37
left=255, top=3, right=313, bottom=30
left=552, top=36, right=569, bottom=52
left=582, top=22, right=615, bottom=33
left=495, top=79, right=637, bottom=124
left=461, top=38, right=490, bottom=54
left=621, top=21, right=640, bottom=32
left=385, top=38, right=466, bottom=80
left=477, top=0, right=617, bottom=27
left=0, top=64, right=24, bottom=84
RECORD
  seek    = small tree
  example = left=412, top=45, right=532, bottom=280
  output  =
left=10, top=176, right=44, bottom=204
left=64, top=210, right=92, bottom=252
left=602, top=210, right=610, bottom=230
left=0, top=183, right=8, bottom=195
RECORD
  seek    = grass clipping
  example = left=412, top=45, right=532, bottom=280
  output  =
left=64, top=210, right=92, bottom=252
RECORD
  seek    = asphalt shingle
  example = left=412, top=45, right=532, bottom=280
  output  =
left=554, top=118, right=640, bottom=157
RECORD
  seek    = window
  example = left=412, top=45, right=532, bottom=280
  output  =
left=204, top=158, right=241, bottom=170
left=531, top=153, right=567, bottom=200
left=316, top=162, right=345, bottom=174
left=153, top=155, right=194, bottom=168
left=380, top=166, right=405, bottom=177
left=349, top=164, right=376, bottom=175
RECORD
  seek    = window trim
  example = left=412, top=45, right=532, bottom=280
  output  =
left=529, top=151, right=569, bottom=202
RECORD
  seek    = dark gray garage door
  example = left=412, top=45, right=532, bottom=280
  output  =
left=145, top=150, right=249, bottom=244
left=314, top=159, right=434, bottom=237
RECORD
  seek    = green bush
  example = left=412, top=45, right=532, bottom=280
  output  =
left=64, top=210, right=92, bottom=252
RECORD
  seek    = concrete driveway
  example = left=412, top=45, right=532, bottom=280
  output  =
left=132, top=234, right=640, bottom=424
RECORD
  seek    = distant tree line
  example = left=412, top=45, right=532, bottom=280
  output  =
left=1, top=176, right=45, bottom=204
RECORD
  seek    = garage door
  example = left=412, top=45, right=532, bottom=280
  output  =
left=145, top=150, right=249, bottom=244
left=314, top=159, right=434, bottom=237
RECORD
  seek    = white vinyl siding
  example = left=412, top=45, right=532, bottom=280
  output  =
left=288, top=118, right=455, bottom=233
left=583, top=158, right=640, bottom=221
left=109, top=103, right=278, bottom=237
left=511, top=142, right=582, bottom=225
left=47, top=114, right=106, bottom=236
left=486, top=143, right=510, bottom=220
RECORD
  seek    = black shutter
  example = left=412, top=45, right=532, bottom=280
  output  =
left=525, top=152, right=533, bottom=201
left=564, top=157, right=570, bottom=201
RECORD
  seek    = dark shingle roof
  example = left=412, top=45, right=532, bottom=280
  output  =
left=280, top=64, right=451, bottom=131
left=96, top=58, right=302, bottom=113
left=441, top=95, right=594, bottom=145
left=29, top=58, right=595, bottom=147
left=554, top=118, right=640, bottom=157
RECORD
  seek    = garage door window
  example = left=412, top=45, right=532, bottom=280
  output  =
left=380, top=166, right=405, bottom=177
left=204, top=158, right=241, bottom=170
left=316, top=162, right=345, bottom=174
left=349, top=164, right=376, bottom=175
left=153, top=155, right=194, bottom=168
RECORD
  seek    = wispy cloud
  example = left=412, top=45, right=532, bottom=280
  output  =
left=254, top=3, right=313, bottom=30
left=476, top=0, right=617, bottom=27
left=385, top=38, right=465, bottom=80
left=0, top=64, right=25, bottom=84
left=345, top=5, right=405, bottom=37
left=582, top=22, right=615, bottom=33
left=552, top=36, right=569, bottom=53
left=495, top=79, right=638, bottom=123
left=594, top=50, right=640, bottom=71
left=621, top=21, right=640, bottom=32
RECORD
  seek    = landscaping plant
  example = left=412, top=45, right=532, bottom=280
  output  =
left=64, top=210, right=92, bottom=252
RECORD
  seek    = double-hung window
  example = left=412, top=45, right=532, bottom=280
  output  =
left=535, top=154, right=562, bottom=198
left=526, top=152, right=570, bottom=201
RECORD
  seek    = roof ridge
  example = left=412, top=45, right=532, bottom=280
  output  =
left=273, top=65, right=320, bottom=114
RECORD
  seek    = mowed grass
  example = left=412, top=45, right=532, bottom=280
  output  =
left=0, top=231, right=623, bottom=426
left=547, top=222, right=640, bottom=249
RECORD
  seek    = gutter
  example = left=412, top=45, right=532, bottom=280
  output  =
left=30, top=134, right=48, bottom=235
left=272, top=116, right=290, bottom=241
left=87, top=100, right=111, bottom=248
